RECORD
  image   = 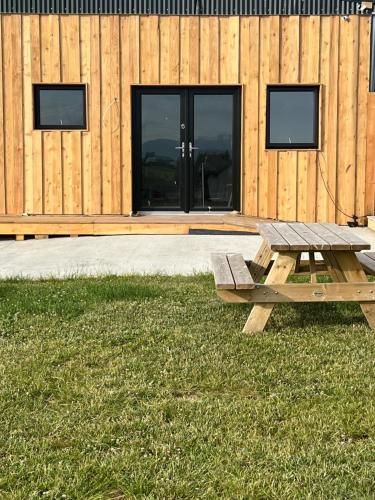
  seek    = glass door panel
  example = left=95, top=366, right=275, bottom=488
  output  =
left=133, top=87, right=240, bottom=213
left=191, top=94, right=234, bottom=210
left=140, top=93, right=182, bottom=209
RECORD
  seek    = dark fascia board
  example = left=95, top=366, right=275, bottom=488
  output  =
left=0, top=0, right=370, bottom=16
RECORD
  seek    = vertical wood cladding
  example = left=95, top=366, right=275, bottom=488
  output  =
left=0, top=14, right=372, bottom=223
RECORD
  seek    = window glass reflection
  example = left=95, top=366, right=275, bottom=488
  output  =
left=267, top=87, right=318, bottom=147
left=193, top=94, right=233, bottom=210
left=37, top=87, right=86, bottom=128
left=141, top=94, right=181, bottom=209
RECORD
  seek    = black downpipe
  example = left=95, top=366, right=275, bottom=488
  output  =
left=370, top=14, right=375, bottom=91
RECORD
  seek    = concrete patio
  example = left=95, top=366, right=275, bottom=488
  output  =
left=0, top=227, right=374, bottom=279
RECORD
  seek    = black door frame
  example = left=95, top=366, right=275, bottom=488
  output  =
left=131, top=85, right=241, bottom=213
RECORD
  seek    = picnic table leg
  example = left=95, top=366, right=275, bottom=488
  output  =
left=322, top=251, right=375, bottom=330
left=321, top=251, right=346, bottom=282
left=294, top=253, right=301, bottom=274
left=309, top=252, right=317, bottom=283
left=248, top=241, right=274, bottom=282
left=243, top=252, right=299, bottom=333
left=334, top=251, right=375, bottom=330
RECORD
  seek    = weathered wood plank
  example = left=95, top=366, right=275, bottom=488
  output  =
left=356, top=252, right=375, bottom=275
left=227, top=254, right=255, bottom=290
left=61, top=15, right=82, bottom=215
left=248, top=241, right=274, bottom=282
left=266, top=16, right=280, bottom=220
left=160, top=16, right=180, bottom=85
left=140, top=16, right=159, bottom=84
left=355, top=16, right=370, bottom=221
left=22, top=15, right=34, bottom=215
left=3, top=15, right=24, bottom=215
left=272, top=223, right=310, bottom=251
left=309, top=251, right=318, bottom=283
left=180, top=16, right=199, bottom=84
left=258, top=16, right=279, bottom=219
left=211, top=254, right=235, bottom=290
left=305, top=223, right=349, bottom=250
left=30, top=14, right=43, bottom=214
left=278, top=16, right=299, bottom=222
left=219, top=16, right=239, bottom=84
left=200, top=16, right=219, bottom=84
left=324, top=17, right=339, bottom=222
left=287, top=223, right=331, bottom=250
left=0, top=17, right=5, bottom=214
left=298, top=16, right=320, bottom=222
left=80, top=15, right=92, bottom=215
left=243, top=252, right=298, bottom=333
left=365, top=94, right=375, bottom=219
left=101, top=16, right=121, bottom=214
left=333, top=251, right=375, bottom=330
left=336, top=16, right=359, bottom=225
left=41, top=15, right=62, bottom=215
left=360, top=251, right=375, bottom=262
left=257, top=223, right=289, bottom=251
left=89, top=15, right=102, bottom=214
left=121, top=15, right=140, bottom=215
left=240, top=16, right=259, bottom=217
left=219, top=282, right=375, bottom=304
left=322, top=223, right=370, bottom=251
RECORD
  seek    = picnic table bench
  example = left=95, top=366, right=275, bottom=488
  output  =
left=211, top=222, right=375, bottom=333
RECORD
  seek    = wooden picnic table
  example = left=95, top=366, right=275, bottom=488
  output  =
left=212, top=222, right=375, bottom=333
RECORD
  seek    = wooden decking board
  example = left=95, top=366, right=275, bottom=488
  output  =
left=0, top=214, right=264, bottom=237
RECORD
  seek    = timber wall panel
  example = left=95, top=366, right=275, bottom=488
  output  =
left=0, top=14, right=371, bottom=222
left=240, top=16, right=259, bottom=217
left=356, top=15, right=370, bottom=221
left=0, top=17, right=5, bottom=214
left=366, top=93, right=375, bottom=216
left=120, top=15, right=140, bottom=214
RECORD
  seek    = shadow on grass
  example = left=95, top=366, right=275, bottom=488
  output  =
left=266, top=301, right=366, bottom=330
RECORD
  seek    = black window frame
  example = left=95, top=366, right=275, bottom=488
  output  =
left=33, top=83, right=87, bottom=131
left=266, top=85, right=320, bottom=150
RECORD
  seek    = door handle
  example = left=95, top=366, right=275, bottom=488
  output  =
left=175, top=142, right=185, bottom=158
left=189, top=142, right=199, bottom=158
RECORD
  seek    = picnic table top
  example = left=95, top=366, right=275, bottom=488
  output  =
left=257, top=222, right=371, bottom=252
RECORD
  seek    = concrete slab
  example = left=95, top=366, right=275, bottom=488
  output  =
left=0, top=227, right=374, bottom=280
left=0, top=234, right=262, bottom=279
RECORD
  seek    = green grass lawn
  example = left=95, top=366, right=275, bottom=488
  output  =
left=0, top=275, right=374, bottom=499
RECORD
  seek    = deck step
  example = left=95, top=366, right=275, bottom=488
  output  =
left=0, top=214, right=264, bottom=238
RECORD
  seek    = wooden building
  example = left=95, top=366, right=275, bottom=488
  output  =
left=0, top=0, right=375, bottom=237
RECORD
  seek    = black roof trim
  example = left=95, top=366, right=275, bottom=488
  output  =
left=0, top=0, right=370, bottom=16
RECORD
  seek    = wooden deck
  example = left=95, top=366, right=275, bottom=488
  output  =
left=0, top=214, right=267, bottom=239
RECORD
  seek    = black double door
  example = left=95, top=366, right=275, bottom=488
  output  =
left=132, top=86, right=241, bottom=212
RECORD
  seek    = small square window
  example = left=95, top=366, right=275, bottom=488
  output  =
left=34, top=84, right=87, bottom=130
left=266, top=85, right=319, bottom=149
